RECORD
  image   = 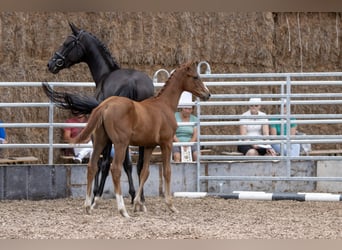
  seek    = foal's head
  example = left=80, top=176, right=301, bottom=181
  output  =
left=180, top=62, right=211, bottom=101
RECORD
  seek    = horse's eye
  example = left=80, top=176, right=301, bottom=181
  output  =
left=193, top=76, right=199, bottom=80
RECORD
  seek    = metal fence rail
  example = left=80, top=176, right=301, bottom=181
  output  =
left=1, top=62, right=342, bottom=189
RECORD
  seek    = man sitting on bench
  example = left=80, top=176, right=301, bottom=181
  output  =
left=64, top=114, right=93, bottom=163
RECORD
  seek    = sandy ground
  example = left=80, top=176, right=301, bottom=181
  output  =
left=0, top=196, right=341, bottom=239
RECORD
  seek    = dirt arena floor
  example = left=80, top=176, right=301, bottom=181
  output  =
left=0, top=196, right=341, bottom=239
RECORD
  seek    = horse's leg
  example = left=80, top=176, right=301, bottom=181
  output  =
left=122, top=147, right=136, bottom=204
left=161, top=143, right=178, bottom=213
left=110, top=144, right=130, bottom=218
left=136, top=146, right=145, bottom=203
left=92, top=170, right=100, bottom=202
left=133, top=146, right=153, bottom=213
left=91, top=142, right=112, bottom=208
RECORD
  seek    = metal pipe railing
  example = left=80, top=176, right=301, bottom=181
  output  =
left=1, top=64, right=342, bottom=187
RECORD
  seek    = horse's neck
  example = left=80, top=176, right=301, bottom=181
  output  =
left=83, top=41, right=117, bottom=86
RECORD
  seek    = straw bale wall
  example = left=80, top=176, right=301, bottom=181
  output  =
left=0, top=12, right=341, bottom=162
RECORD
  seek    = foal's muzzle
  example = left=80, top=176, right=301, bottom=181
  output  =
left=201, top=92, right=211, bottom=101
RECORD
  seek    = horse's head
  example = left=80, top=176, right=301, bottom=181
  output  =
left=181, top=61, right=211, bottom=101
left=47, top=22, right=86, bottom=74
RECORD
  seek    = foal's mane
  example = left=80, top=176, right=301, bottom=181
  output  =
left=82, top=30, right=121, bottom=70
left=155, top=62, right=194, bottom=98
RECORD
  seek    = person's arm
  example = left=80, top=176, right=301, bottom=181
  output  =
left=265, top=126, right=277, bottom=156
left=262, top=123, right=269, bottom=136
left=173, top=134, right=179, bottom=142
left=290, top=125, right=297, bottom=135
left=63, top=128, right=72, bottom=142
left=270, top=126, right=277, bottom=136
left=190, top=126, right=198, bottom=142
left=239, top=124, right=247, bottom=137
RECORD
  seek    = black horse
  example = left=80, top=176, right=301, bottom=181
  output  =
left=45, top=22, right=154, bottom=207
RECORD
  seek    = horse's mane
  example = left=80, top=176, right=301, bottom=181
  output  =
left=154, top=69, right=176, bottom=98
left=155, top=62, right=193, bottom=98
left=84, top=30, right=121, bottom=70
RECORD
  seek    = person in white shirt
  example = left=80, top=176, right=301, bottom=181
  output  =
left=237, top=98, right=276, bottom=156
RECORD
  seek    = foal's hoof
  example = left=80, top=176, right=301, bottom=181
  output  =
left=169, top=205, right=179, bottom=213
left=90, top=197, right=101, bottom=210
left=119, top=209, right=130, bottom=218
left=85, top=205, right=91, bottom=214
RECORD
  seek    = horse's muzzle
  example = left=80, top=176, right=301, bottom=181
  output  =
left=47, top=60, right=61, bottom=74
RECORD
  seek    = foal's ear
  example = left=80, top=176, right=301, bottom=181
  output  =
left=69, top=22, right=80, bottom=35
left=184, top=61, right=194, bottom=70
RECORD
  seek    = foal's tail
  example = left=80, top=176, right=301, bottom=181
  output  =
left=71, top=105, right=104, bottom=144
left=42, top=82, right=99, bottom=116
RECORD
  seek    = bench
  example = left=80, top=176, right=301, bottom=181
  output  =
left=0, top=156, right=38, bottom=165
left=308, top=149, right=342, bottom=156
left=222, top=150, right=342, bottom=157
left=60, top=155, right=75, bottom=162
left=200, top=149, right=213, bottom=154
left=221, top=151, right=244, bottom=156
left=130, top=147, right=213, bottom=163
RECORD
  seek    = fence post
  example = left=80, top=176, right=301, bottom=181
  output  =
left=286, top=76, right=292, bottom=176
left=48, top=84, right=54, bottom=165
left=196, top=97, right=201, bottom=192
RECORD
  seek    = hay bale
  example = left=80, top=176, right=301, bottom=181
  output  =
left=0, top=12, right=341, bottom=161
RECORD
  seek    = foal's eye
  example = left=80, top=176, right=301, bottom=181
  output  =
left=193, top=76, right=199, bottom=80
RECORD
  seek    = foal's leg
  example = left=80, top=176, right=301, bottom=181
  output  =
left=85, top=145, right=104, bottom=214
left=122, top=147, right=136, bottom=204
left=110, top=144, right=130, bottom=218
left=133, top=147, right=153, bottom=213
left=161, top=143, right=178, bottom=213
left=91, top=142, right=112, bottom=208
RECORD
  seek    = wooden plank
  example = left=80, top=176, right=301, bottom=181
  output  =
left=200, top=149, right=212, bottom=154
left=0, top=156, right=38, bottom=164
left=309, top=150, right=342, bottom=156
left=221, top=151, right=244, bottom=156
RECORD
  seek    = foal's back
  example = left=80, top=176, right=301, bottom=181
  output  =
left=101, top=96, right=177, bottom=146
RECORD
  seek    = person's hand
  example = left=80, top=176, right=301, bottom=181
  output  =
left=267, top=148, right=277, bottom=156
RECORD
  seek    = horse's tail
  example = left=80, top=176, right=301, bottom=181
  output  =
left=42, top=82, right=99, bottom=116
left=71, top=105, right=103, bottom=144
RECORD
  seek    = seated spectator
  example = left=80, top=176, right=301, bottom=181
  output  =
left=64, top=114, right=93, bottom=163
left=270, top=101, right=300, bottom=156
left=237, top=98, right=276, bottom=156
left=0, top=119, right=8, bottom=158
left=172, top=106, right=198, bottom=162
left=0, top=119, right=7, bottom=144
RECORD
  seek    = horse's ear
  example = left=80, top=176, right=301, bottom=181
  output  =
left=69, top=22, right=80, bottom=35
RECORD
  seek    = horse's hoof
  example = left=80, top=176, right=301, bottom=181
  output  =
left=133, top=203, right=147, bottom=213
